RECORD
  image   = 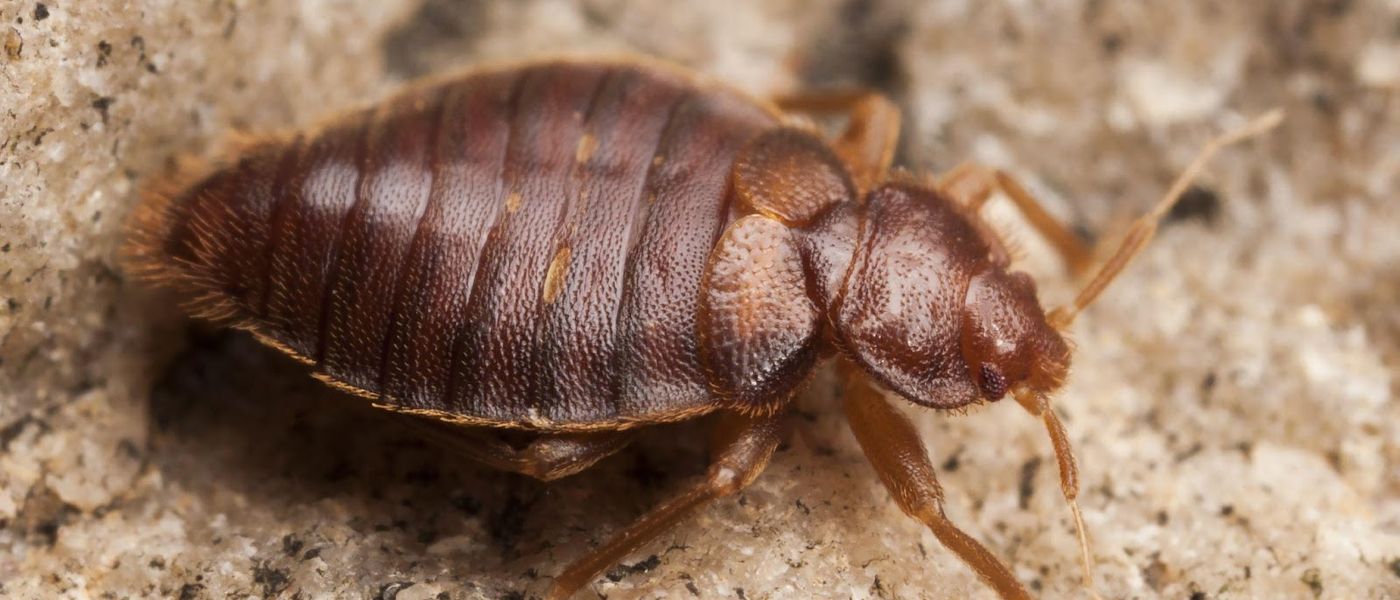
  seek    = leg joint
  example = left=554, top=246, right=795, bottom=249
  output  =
left=705, top=465, right=746, bottom=497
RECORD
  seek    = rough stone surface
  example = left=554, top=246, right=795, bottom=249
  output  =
left=3, top=1, right=1398, bottom=599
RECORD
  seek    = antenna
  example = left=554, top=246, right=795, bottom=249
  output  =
left=1048, top=109, right=1285, bottom=329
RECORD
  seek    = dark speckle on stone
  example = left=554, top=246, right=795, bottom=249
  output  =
left=1300, top=568, right=1323, bottom=597
left=606, top=554, right=661, bottom=582
left=1142, top=553, right=1166, bottom=591
left=35, top=518, right=61, bottom=546
left=1165, top=185, right=1221, bottom=225
left=1312, top=92, right=1337, bottom=115
left=178, top=583, right=203, bottom=600
left=1101, top=32, right=1123, bottom=53
left=1189, top=591, right=1207, bottom=600
left=500, top=591, right=525, bottom=600
left=117, top=438, right=141, bottom=459
left=34, top=3, right=49, bottom=21
left=96, top=40, right=112, bottom=67
left=1018, top=457, right=1041, bottom=509
left=301, top=547, right=321, bottom=561
left=1235, top=440, right=1255, bottom=457
left=131, top=35, right=158, bottom=73
left=375, top=581, right=414, bottom=600
left=252, top=562, right=291, bottom=597
left=942, top=449, right=961, bottom=472
left=91, top=96, right=114, bottom=123
left=1175, top=442, right=1204, bottom=463
left=282, top=534, right=304, bottom=557
left=735, top=587, right=748, bottom=600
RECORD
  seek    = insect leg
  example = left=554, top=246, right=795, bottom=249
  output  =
left=773, top=90, right=900, bottom=192
left=843, top=372, right=1032, bottom=600
left=395, top=416, right=633, bottom=482
left=937, top=162, right=1095, bottom=276
left=546, top=411, right=784, bottom=600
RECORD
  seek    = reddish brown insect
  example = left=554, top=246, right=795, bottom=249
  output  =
left=126, top=56, right=1281, bottom=599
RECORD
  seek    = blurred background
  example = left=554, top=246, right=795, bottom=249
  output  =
left=1, top=1, right=1396, bottom=598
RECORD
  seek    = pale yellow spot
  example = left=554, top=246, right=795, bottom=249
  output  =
left=652, top=155, right=666, bottom=167
left=542, top=246, right=572, bottom=304
left=647, top=191, right=657, bottom=205
left=575, top=133, right=598, bottom=164
left=505, top=190, right=522, bottom=213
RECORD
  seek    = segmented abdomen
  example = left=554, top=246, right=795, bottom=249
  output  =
left=132, top=59, right=780, bottom=429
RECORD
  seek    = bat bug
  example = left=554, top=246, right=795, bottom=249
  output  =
left=124, top=56, right=1282, bottom=599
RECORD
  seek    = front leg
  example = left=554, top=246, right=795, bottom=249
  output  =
left=546, top=410, right=785, bottom=599
left=842, top=370, right=1032, bottom=600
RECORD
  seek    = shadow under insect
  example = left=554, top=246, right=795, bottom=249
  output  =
left=145, top=331, right=711, bottom=589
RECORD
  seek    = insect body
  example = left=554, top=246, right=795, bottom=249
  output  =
left=127, top=57, right=1280, bottom=599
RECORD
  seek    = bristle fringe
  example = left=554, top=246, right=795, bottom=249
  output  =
left=122, top=154, right=249, bottom=326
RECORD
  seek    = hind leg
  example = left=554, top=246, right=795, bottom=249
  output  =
left=546, top=411, right=784, bottom=599
left=399, top=416, right=634, bottom=482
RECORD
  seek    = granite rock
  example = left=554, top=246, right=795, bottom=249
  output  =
left=2, top=1, right=1397, bottom=599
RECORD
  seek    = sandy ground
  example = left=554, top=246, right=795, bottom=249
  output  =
left=2, top=1, right=1397, bottom=598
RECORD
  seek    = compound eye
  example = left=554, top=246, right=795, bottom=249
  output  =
left=978, top=363, right=1008, bottom=400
